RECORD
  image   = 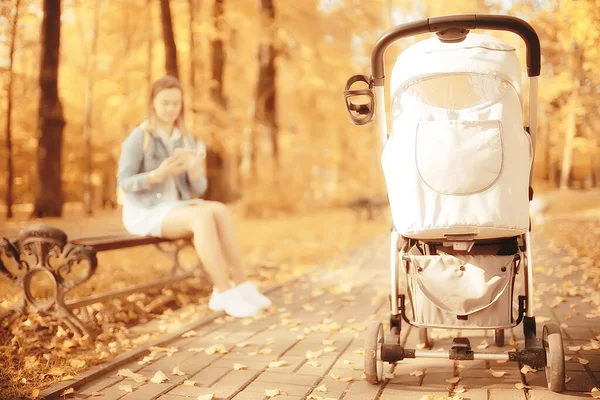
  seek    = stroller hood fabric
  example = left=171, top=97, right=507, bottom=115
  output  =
left=382, top=33, right=532, bottom=239
left=390, top=33, right=522, bottom=98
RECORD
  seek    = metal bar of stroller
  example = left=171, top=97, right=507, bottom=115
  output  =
left=370, top=14, right=541, bottom=86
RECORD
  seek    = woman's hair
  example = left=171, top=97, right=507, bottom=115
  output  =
left=146, top=75, right=188, bottom=136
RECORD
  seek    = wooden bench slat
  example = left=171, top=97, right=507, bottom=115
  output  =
left=71, top=233, right=171, bottom=252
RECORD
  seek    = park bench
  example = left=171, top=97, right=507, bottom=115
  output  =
left=348, top=196, right=389, bottom=220
left=0, top=224, right=203, bottom=338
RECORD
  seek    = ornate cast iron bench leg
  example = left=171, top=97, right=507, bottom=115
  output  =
left=0, top=225, right=98, bottom=338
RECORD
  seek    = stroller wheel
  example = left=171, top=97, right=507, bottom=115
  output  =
left=364, top=321, right=384, bottom=384
left=543, top=323, right=565, bottom=392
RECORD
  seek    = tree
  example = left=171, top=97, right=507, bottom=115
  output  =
left=159, top=0, right=179, bottom=78
left=82, top=0, right=100, bottom=214
left=210, top=0, right=226, bottom=108
left=3, top=0, right=21, bottom=219
left=254, top=0, right=278, bottom=165
left=32, top=0, right=65, bottom=218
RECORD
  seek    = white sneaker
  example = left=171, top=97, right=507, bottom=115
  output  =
left=208, top=286, right=260, bottom=318
left=237, top=281, right=272, bottom=309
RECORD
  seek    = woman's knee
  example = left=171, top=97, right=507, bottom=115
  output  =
left=205, top=200, right=230, bottom=216
left=190, top=206, right=216, bottom=231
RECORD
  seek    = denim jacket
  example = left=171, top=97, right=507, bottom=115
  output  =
left=117, top=122, right=208, bottom=208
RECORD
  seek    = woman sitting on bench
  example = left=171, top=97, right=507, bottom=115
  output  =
left=117, top=75, right=271, bottom=318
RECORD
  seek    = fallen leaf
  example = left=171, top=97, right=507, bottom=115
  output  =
left=314, top=384, right=327, bottom=392
left=520, top=365, right=537, bottom=374
left=593, top=388, right=600, bottom=399
left=268, top=360, right=288, bottom=368
left=454, top=386, right=466, bottom=394
left=410, top=370, right=424, bottom=377
left=579, top=357, right=590, bottom=365
left=265, top=388, right=285, bottom=397
left=515, top=382, right=531, bottom=389
left=213, top=335, right=225, bottom=340
left=323, top=347, right=337, bottom=353
left=445, top=376, right=461, bottom=384
left=118, top=385, right=133, bottom=393
left=416, top=343, right=427, bottom=349
left=322, top=340, right=334, bottom=345
left=189, top=348, right=205, bottom=353
left=236, top=342, right=249, bottom=348
left=205, top=344, right=228, bottom=355
left=182, top=330, right=197, bottom=338
left=31, top=389, right=40, bottom=399
left=184, top=380, right=197, bottom=386
left=496, top=359, right=508, bottom=364
left=196, top=393, right=215, bottom=400
left=490, top=369, right=507, bottom=377
left=306, top=350, right=323, bottom=359
left=47, top=367, right=65, bottom=376
left=116, top=369, right=147, bottom=383
left=477, top=340, right=490, bottom=349
left=138, top=355, right=155, bottom=365
left=61, top=375, right=75, bottom=382
left=150, top=371, right=169, bottom=384
left=566, top=376, right=572, bottom=384
left=172, top=367, right=186, bottom=376
left=259, top=348, right=273, bottom=355
left=233, top=363, right=247, bottom=371
left=69, top=359, right=86, bottom=369
left=568, top=345, right=582, bottom=351
left=565, top=356, right=573, bottom=361
left=384, top=372, right=395, bottom=379
left=307, top=360, right=321, bottom=367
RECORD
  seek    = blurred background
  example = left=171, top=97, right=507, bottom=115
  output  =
left=0, top=0, right=598, bottom=220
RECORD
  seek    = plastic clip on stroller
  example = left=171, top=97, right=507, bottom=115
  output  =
left=346, top=14, right=566, bottom=393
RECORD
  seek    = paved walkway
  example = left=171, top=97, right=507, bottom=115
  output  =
left=48, top=232, right=599, bottom=399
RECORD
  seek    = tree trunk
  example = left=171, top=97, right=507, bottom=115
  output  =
left=560, top=44, right=583, bottom=190
left=4, top=0, right=21, bottom=219
left=188, top=0, right=197, bottom=109
left=147, top=0, right=154, bottom=86
left=210, top=0, right=226, bottom=108
left=32, top=0, right=65, bottom=218
left=254, top=0, right=278, bottom=164
left=160, top=0, right=179, bottom=78
left=82, top=0, right=100, bottom=215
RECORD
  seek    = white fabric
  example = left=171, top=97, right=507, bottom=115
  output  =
left=382, top=34, right=532, bottom=239
left=122, top=127, right=203, bottom=237
left=390, top=33, right=522, bottom=100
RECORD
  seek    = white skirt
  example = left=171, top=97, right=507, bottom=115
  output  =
left=122, top=198, right=204, bottom=237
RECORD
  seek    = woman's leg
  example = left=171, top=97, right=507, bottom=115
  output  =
left=160, top=205, right=232, bottom=293
left=200, top=201, right=248, bottom=285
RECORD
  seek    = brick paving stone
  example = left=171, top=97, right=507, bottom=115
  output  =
left=166, top=383, right=221, bottom=398
left=189, top=366, right=231, bottom=386
left=77, top=377, right=122, bottom=396
left=231, top=392, right=303, bottom=400
left=78, top=379, right=145, bottom=399
left=380, top=387, right=449, bottom=400
left=254, top=371, right=319, bottom=387
left=488, top=389, right=526, bottom=400
left=209, top=369, right=261, bottom=399
left=242, top=380, right=313, bottom=397
left=529, top=390, right=591, bottom=400
left=340, top=380, right=380, bottom=400
left=309, top=377, right=349, bottom=399
left=120, top=382, right=175, bottom=399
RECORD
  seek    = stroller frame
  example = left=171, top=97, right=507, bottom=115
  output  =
left=344, top=14, right=566, bottom=393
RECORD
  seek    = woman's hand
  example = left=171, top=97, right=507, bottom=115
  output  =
left=150, top=156, right=187, bottom=183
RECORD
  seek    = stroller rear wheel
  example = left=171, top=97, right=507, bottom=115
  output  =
left=364, top=321, right=384, bottom=384
left=543, top=323, right=565, bottom=392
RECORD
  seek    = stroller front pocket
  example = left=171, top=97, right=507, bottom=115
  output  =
left=406, top=250, right=516, bottom=329
left=415, top=120, right=503, bottom=195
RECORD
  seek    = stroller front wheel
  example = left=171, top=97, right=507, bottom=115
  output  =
left=543, top=323, right=565, bottom=392
left=364, top=321, right=384, bottom=384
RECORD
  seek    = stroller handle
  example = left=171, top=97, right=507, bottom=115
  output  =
left=371, top=14, right=541, bottom=85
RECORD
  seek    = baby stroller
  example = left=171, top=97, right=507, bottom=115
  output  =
left=343, top=14, right=566, bottom=392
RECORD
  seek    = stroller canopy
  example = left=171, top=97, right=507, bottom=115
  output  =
left=390, top=33, right=522, bottom=97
